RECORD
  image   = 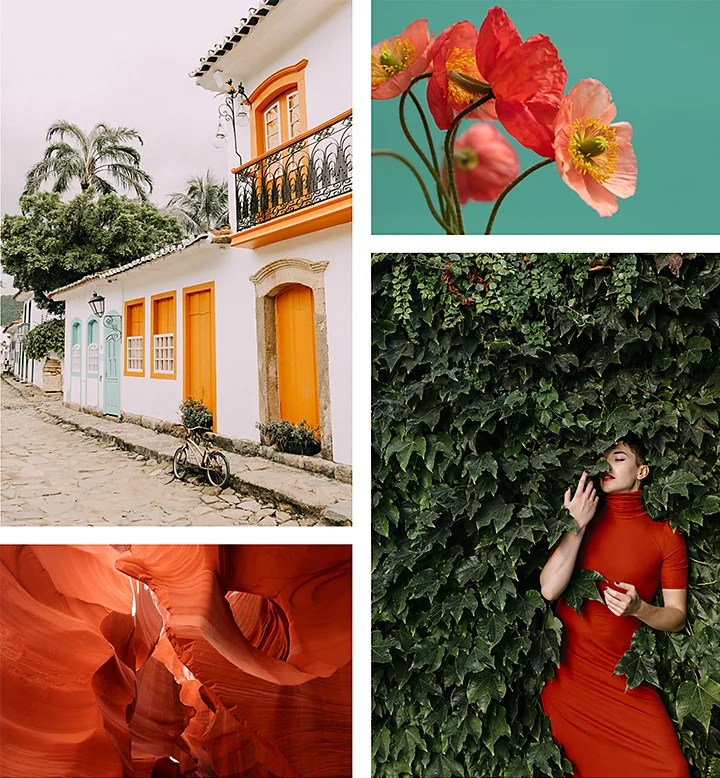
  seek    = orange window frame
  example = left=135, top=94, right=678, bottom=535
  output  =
left=124, top=298, right=145, bottom=377
left=182, top=281, right=217, bottom=431
left=250, top=60, right=308, bottom=159
left=150, top=291, right=177, bottom=380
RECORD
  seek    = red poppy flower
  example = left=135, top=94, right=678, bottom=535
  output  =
left=426, top=21, right=498, bottom=131
left=476, top=7, right=567, bottom=158
left=445, top=123, right=520, bottom=203
left=371, top=20, right=434, bottom=100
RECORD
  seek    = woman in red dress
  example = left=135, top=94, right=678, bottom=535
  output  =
left=540, top=438, right=689, bottom=778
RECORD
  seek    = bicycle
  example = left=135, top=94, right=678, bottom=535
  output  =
left=172, top=424, right=230, bottom=488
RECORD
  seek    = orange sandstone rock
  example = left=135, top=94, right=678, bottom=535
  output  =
left=0, top=545, right=351, bottom=778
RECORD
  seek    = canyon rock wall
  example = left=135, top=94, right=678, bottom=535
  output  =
left=0, top=545, right=352, bottom=778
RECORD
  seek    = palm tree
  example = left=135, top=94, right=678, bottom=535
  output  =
left=24, top=121, right=153, bottom=199
left=165, top=170, right=229, bottom=234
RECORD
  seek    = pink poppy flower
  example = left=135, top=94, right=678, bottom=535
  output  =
left=476, top=7, right=567, bottom=158
left=445, top=123, right=519, bottom=203
left=427, top=21, right=498, bottom=130
left=554, top=79, right=637, bottom=216
left=371, top=20, right=434, bottom=100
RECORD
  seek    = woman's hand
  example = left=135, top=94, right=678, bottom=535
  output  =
left=564, top=471, right=599, bottom=532
left=604, top=582, right=642, bottom=617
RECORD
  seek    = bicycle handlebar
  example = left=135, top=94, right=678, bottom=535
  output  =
left=175, top=424, right=212, bottom=434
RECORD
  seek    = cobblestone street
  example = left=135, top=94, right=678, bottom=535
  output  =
left=1, top=379, right=311, bottom=526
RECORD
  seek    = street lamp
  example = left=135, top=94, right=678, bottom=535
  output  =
left=88, top=292, right=105, bottom=318
left=214, top=77, right=251, bottom=160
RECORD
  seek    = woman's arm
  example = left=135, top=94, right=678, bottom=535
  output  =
left=540, top=471, right=599, bottom=601
left=604, top=585, right=687, bottom=632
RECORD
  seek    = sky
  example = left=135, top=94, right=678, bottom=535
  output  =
left=1, top=0, right=249, bottom=292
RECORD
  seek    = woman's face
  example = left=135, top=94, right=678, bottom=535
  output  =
left=600, top=442, right=649, bottom=493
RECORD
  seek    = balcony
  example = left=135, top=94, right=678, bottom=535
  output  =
left=232, top=110, right=352, bottom=248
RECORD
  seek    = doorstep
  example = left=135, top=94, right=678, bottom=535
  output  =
left=4, top=377, right=351, bottom=524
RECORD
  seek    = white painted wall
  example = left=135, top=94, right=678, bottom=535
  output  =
left=55, top=232, right=351, bottom=464
left=253, top=224, right=352, bottom=465
left=210, top=0, right=352, bottom=180
left=15, top=294, right=59, bottom=390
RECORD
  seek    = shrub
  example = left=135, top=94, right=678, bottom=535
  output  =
left=257, top=419, right=321, bottom=456
left=371, top=253, right=720, bottom=777
left=24, top=318, right=65, bottom=360
left=179, top=397, right=213, bottom=431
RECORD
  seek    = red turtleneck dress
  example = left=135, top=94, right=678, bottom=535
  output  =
left=541, top=491, right=689, bottom=778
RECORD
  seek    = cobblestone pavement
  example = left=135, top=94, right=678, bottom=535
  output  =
left=1, top=379, right=310, bottom=527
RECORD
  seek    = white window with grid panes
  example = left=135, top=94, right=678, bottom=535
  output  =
left=287, top=91, right=300, bottom=138
left=71, top=344, right=81, bottom=373
left=126, top=336, right=143, bottom=372
left=265, top=102, right=281, bottom=150
left=153, top=334, right=174, bottom=374
left=87, top=343, right=99, bottom=374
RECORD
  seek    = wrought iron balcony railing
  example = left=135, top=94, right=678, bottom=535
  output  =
left=234, top=110, right=352, bottom=231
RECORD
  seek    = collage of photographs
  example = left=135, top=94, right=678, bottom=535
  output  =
left=0, top=0, right=718, bottom=777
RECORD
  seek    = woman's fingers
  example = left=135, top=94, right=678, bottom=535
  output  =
left=605, top=589, right=630, bottom=605
left=564, top=487, right=571, bottom=509
left=574, top=471, right=588, bottom=499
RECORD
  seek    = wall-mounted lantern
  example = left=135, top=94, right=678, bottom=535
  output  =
left=88, top=292, right=105, bottom=318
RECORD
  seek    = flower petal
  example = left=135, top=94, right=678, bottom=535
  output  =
left=402, top=18, right=431, bottom=53
left=584, top=175, right=620, bottom=216
left=496, top=98, right=556, bottom=159
left=562, top=79, right=614, bottom=124
left=489, top=34, right=566, bottom=105
left=559, top=165, right=617, bottom=216
left=604, top=122, right=637, bottom=198
left=476, top=6, right=522, bottom=81
left=453, top=122, right=520, bottom=201
left=371, top=19, right=433, bottom=100
left=426, top=74, right=454, bottom=130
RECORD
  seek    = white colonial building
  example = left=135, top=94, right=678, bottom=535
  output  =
left=7, top=291, right=62, bottom=391
left=49, top=0, right=352, bottom=465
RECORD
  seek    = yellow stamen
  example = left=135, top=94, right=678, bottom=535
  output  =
left=454, top=147, right=479, bottom=170
left=445, top=48, right=487, bottom=109
left=371, top=38, right=417, bottom=87
left=568, top=118, right=619, bottom=183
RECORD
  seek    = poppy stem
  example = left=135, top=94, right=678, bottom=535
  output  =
left=372, top=150, right=453, bottom=233
left=444, top=93, right=495, bottom=234
left=484, top=158, right=554, bottom=234
left=404, top=89, right=453, bottom=229
left=399, top=75, right=455, bottom=231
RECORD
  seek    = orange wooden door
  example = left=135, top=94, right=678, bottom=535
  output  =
left=184, top=285, right=216, bottom=427
left=276, top=285, right=319, bottom=428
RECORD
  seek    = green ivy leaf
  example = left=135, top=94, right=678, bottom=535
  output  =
left=613, top=629, right=660, bottom=692
left=454, top=556, right=488, bottom=587
left=426, top=754, right=466, bottom=778
left=676, top=678, right=720, bottom=732
left=373, top=726, right=391, bottom=763
left=510, top=589, right=545, bottom=624
left=467, top=671, right=506, bottom=713
left=561, top=569, right=606, bottom=614
left=484, top=704, right=511, bottom=756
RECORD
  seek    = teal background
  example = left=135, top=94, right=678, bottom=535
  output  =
left=372, top=1, right=720, bottom=234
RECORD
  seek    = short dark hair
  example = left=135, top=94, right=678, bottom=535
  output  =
left=616, top=433, right=649, bottom=466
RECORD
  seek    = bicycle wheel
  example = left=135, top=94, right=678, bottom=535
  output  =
left=173, top=446, right=189, bottom=480
left=206, top=451, right=230, bottom=488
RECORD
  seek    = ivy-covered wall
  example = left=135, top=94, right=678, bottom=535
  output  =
left=371, top=254, right=720, bottom=777
left=24, top=318, right=64, bottom=361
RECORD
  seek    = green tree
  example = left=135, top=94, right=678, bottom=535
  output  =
left=1, top=295, right=23, bottom=327
left=165, top=170, right=229, bottom=234
left=24, top=121, right=153, bottom=200
left=0, top=192, right=183, bottom=313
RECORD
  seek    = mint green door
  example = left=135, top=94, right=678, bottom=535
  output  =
left=103, top=312, right=121, bottom=417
